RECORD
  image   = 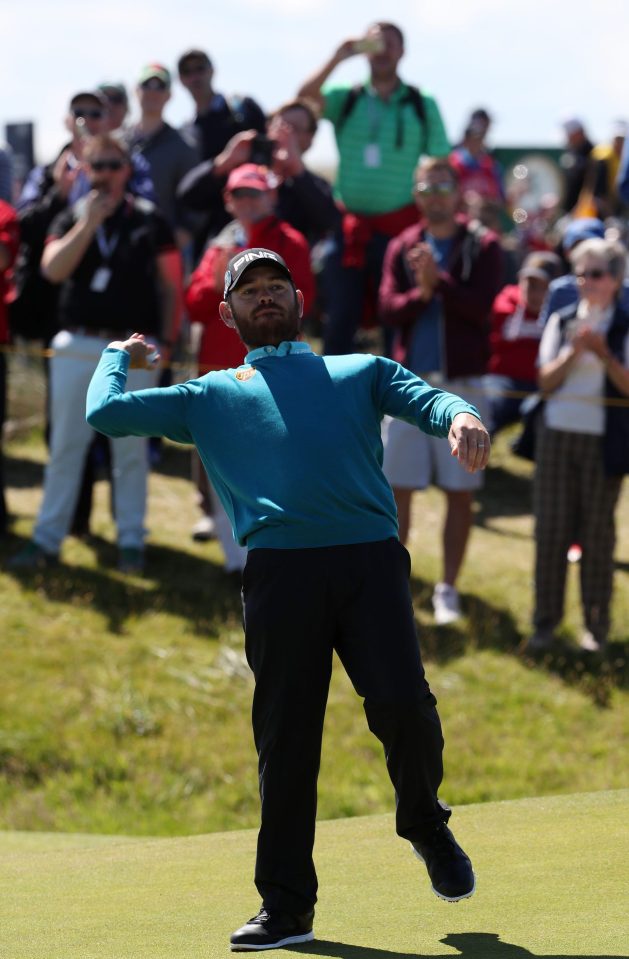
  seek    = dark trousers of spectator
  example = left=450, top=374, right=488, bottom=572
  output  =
left=0, top=352, right=7, bottom=532
left=533, top=426, right=622, bottom=642
left=242, top=537, right=446, bottom=914
left=321, top=230, right=393, bottom=356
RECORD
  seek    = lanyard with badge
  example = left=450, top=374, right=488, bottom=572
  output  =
left=363, top=92, right=383, bottom=169
left=90, top=225, right=119, bottom=292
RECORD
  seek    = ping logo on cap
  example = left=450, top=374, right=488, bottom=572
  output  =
left=232, top=250, right=280, bottom=273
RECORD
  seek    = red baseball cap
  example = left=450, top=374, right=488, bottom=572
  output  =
left=225, top=163, right=278, bottom=192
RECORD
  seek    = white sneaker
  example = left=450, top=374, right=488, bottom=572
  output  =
left=432, top=582, right=461, bottom=625
left=191, top=515, right=216, bottom=541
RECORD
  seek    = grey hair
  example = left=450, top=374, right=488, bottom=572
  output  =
left=569, top=237, right=628, bottom=282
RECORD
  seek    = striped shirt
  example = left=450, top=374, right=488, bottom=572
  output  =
left=322, top=81, right=450, bottom=214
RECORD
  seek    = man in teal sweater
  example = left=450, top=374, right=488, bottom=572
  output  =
left=86, top=248, right=489, bottom=952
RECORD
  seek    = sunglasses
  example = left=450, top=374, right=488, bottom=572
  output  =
left=89, top=158, right=126, bottom=172
left=575, top=268, right=609, bottom=280
left=104, top=93, right=127, bottom=105
left=140, top=78, right=169, bottom=91
left=414, top=181, right=456, bottom=196
left=180, top=63, right=208, bottom=76
left=72, top=107, right=104, bottom=120
left=229, top=187, right=265, bottom=198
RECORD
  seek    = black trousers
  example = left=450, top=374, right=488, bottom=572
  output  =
left=242, top=538, right=446, bottom=914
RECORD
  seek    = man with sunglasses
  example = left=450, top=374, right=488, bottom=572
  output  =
left=126, top=63, right=199, bottom=251
left=10, top=134, right=177, bottom=574
left=379, top=157, right=503, bottom=625
left=177, top=49, right=266, bottom=164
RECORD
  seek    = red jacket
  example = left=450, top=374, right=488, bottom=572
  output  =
left=186, top=216, right=315, bottom=373
left=488, top=284, right=543, bottom=382
left=379, top=215, right=503, bottom=378
left=0, top=200, right=20, bottom=343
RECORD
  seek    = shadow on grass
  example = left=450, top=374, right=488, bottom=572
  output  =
left=295, top=932, right=626, bottom=958
left=408, top=573, right=628, bottom=706
left=1, top=531, right=243, bottom=637
left=4, top=452, right=45, bottom=489
left=475, top=462, right=532, bottom=526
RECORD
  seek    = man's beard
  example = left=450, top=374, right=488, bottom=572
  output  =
left=230, top=296, right=301, bottom=349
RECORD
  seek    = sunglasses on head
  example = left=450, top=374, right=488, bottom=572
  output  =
left=89, top=158, right=126, bottom=172
left=141, top=78, right=168, bottom=91
left=72, top=107, right=104, bottom=120
left=575, top=268, right=609, bottom=280
left=414, top=181, right=456, bottom=196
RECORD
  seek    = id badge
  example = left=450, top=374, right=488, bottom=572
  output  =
left=90, top=266, right=112, bottom=292
left=363, top=143, right=381, bottom=168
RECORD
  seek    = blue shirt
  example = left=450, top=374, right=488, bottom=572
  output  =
left=86, top=342, right=479, bottom=550
left=406, top=234, right=454, bottom=374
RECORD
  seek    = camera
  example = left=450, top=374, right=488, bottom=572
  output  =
left=250, top=134, right=276, bottom=167
left=352, top=36, right=386, bottom=55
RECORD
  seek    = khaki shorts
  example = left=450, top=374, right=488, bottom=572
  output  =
left=382, top=377, right=487, bottom=492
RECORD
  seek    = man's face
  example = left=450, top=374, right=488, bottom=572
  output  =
left=367, top=25, right=404, bottom=80
left=221, top=265, right=303, bottom=349
left=179, top=57, right=212, bottom=96
left=68, top=98, right=107, bottom=138
left=137, top=77, right=171, bottom=114
left=225, top=187, right=275, bottom=226
left=413, top=170, right=459, bottom=227
left=278, top=107, right=315, bottom=155
left=519, top=275, right=549, bottom=314
left=100, top=89, right=128, bottom=132
left=85, top=149, right=130, bottom=197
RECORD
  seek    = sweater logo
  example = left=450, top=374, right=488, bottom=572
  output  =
left=235, top=366, right=257, bottom=382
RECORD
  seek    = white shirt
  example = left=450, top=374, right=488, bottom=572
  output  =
left=539, top=301, right=629, bottom=435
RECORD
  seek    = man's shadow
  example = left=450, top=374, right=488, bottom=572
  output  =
left=294, top=931, right=627, bottom=959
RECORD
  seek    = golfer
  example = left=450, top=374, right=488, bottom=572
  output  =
left=86, top=247, right=489, bottom=952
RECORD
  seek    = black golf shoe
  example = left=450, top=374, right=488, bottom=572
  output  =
left=230, top=907, right=315, bottom=951
left=412, top=822, right=476, bottom=901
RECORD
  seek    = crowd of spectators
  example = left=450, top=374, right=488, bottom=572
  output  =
left=1, top=21, right=628, bottom=652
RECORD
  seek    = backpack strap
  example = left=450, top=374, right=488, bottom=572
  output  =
left=336, top=83, right=429, bottom=151
left=337, top=83, right=365, bottom=133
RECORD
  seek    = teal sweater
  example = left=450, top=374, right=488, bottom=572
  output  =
left=86, top=341, right=479, bottom=549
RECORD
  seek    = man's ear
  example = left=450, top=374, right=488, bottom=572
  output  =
left=219, top=300, right=236, bottom=329
left=295, top=289, right=304, bottom=318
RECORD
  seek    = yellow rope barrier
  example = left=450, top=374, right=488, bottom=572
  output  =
left=2, top=339, right=629, bottom=406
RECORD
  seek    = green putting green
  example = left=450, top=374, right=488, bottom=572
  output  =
left=2, top=790, right=627, bottom=958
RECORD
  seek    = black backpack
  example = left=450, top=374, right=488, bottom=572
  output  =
left=336, top=83, right=429, bottom=151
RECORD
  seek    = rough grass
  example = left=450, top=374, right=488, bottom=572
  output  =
left=1, top=353, right=628, bottom=836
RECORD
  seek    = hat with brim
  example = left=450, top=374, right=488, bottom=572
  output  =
left=138, top=63, right=171, bottom=87
left=562, top=217, right=605, bottom=252
left=70, top=90, right=107, bottom=109
left=224, top=248, right=293, bottom=299
left=225, top=164, right=278, bottom=193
